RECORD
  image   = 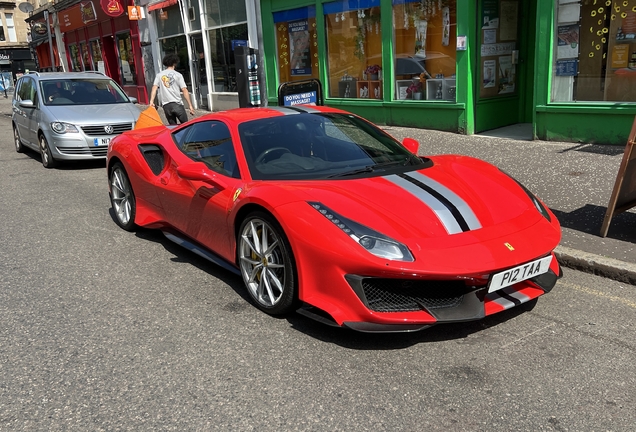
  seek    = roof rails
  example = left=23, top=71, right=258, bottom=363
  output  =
left=27, top=71, right=40, bottom=76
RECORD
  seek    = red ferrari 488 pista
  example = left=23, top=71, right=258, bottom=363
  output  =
left=107, top=105, right=561, bottom=332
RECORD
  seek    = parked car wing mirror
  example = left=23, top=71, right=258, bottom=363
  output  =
left=402, top=137, right=420, bottom=155
left=128, top=97, right=138, bottom=104
left=177, top=162, right=227, bottom=190
left=19, top=100, right=35, bottom=109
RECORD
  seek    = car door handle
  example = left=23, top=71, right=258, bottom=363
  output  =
left=160, top=177, right=168, bottom=185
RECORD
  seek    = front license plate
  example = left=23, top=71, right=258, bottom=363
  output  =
left=94, top=138, right=110, bottom=146
left=488, top=256, right=553, bottom=293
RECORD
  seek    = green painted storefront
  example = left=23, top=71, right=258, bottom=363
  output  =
left=258, top=0, right=636, bottom=145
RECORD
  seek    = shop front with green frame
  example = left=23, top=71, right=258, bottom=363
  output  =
left=259, top=0, right=636, bottom=145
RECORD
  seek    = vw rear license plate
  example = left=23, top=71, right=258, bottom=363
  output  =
left=94, top=138, right=110, bottom=146
left=488, top=256, right=553, bottom=293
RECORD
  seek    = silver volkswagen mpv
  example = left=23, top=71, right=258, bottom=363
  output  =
left=12, top=71, right=141, bottom=168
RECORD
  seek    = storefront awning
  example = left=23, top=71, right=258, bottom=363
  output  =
left=148, top=0, right=178, bottom=12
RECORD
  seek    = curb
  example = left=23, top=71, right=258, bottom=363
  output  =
left=555, top=245, right=636, bottom=285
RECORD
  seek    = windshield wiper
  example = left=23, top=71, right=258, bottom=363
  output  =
left=327, top=166, right=375, bottom=178
left=327, top=157, right=412, bottom=178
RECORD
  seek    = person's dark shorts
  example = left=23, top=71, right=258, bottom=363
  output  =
left=162, top=102, right=188, bottom=125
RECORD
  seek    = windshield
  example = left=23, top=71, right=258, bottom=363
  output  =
left=41, top=78, right=131, bottom=106
left=239, top=113, right=429, bottom=180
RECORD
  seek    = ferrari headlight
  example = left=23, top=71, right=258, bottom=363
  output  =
left=309, top=202, right=414, bottom=262
left=51, top=122, right=79, bottom=134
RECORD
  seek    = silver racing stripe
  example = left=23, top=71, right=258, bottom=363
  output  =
left=405, top=171, right=482, bottom=230
left=487, top=294, right=516, bottom=310
left=386, top=174, right=463, bottom=234
left=500, top=286, right=531, bottom=303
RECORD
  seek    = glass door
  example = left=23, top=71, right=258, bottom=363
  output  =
left=474, top=0, right=534, bottom=132
left=191, top=34, right=208, bottom=109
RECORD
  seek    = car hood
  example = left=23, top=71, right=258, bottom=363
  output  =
left=47, top=104, right=141, bottom=125
left=268, top=155, right=558, bottom=246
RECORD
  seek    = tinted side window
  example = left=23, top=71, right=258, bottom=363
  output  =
left=17, top=78, right=31, bottom=101
left=176, top=121, right=239, bottom=179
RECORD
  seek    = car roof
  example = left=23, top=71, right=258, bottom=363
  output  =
left=22, top=71, right=112, bottom=81
left=198, top=105, right=350, bottom=124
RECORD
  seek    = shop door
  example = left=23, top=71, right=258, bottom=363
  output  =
left=474, top=0, right=535, bottom=132
left=191, top=34, right=209, bottom=110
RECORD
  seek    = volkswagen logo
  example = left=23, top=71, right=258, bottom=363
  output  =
left=104, top=125, right=114, bottom=134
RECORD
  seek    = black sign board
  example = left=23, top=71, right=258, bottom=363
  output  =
left=277, top=79, right=323, bottom=107
left=600, top=115, right=636, bottom=237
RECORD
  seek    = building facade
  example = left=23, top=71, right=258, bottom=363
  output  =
left=1, top=0, right=36, bottom=84
left=258, top=0, right=636, bottom=145
left=25, top=0, right=636, bottom=145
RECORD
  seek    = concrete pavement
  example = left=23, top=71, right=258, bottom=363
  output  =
left=3, top=92, right=634, bottom=284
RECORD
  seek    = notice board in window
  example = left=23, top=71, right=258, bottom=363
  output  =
left=600, top=115, right=636, bottom=237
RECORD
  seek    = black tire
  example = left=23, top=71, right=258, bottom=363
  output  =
left=109, top=162, right=137, bottom=231
left=39, top=134, right=58, bottom=168
left=237, top=211, right=298, bottom=315
left=13, top=125, right=25, bottom=153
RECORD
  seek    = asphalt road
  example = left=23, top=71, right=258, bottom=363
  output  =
left=1, top=115, right=635, bottom=431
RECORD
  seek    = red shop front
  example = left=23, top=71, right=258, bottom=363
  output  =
left=59, top=0, right=148, bottom=103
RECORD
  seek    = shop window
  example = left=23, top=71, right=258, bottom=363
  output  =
left=324, top=0, right=383, bottom=99
left=393, top=0, right=457, bottom=101
left=187, top=0, right=202, bottom=31
left=207, top=23, right=248, bottom=92
left=80, top=42, right=93, bottom=71
left=117, top=33, right=137, bottom=86
left=6, top=13, right=17, bottom=43
left=90, top=39, right=103, bottom=72
left=160, top=36, right=191, bottom=86
left=155, top=5, right=185, bottom=38
left=0, top=15, right=5, bottom=42
left=553, top=0, right=636, bottom=103
left=204, top=0, right=247, bottom=28
left=273, top=6, right=319, bottom=84
left=69, top=45, right=82, bottom=72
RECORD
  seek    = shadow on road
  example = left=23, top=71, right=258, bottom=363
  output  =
left=121, top=225, right=545, bottom=349
left=21, top=147, right=107, bottom=171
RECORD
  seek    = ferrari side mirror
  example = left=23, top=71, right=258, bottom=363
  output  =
left=177, top=162, right=227, bottom=190
left=402, top=137, right=419, bottom=155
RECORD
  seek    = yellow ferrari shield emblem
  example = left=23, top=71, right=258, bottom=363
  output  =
left=233, top=188, right=242, bottom=202
left=504, top=242, right=515, bottom=251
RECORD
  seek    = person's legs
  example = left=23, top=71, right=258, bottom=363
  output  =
left=174, top=104, right=188, bottom=124
left=162, top=103, right=178, bottom=125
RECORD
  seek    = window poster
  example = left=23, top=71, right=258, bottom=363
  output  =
left=414, top=19, right=428, bottom=58
left=557, top=24, right=580, bottom=59
left=483, top=59, right=496, bottom=88
left=482, top=0, right=499, bottom=29
left=611, top=44, right=630, bottom=69
left=498, top=55, right=515, bottom=93
left=442, top=7, right=450, bottom=46
left=484, top=29, right=497, bottom=45
left=556, top=59, right=578, bottom=76
left=289, top=20, right=311, bottom=76
left=557, top=3, right=580, bottom=23
left=499, top=1, right=518, bottom=41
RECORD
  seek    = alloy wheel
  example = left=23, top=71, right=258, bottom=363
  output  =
left=239, top=216, right=293, bottom=311
left=110, top=165, right=136, bottom=230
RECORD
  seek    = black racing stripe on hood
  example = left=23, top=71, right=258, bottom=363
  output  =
left=397, top=173, right=470, bottom=232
